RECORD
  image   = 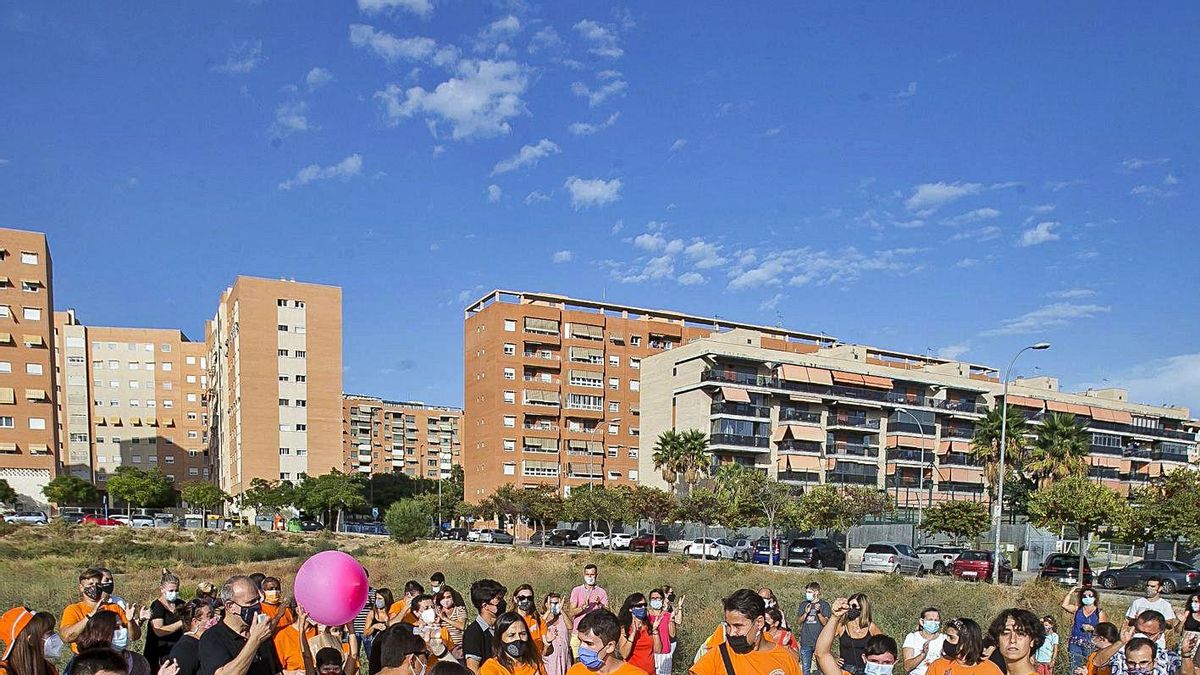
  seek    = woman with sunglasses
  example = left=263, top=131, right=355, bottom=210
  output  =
left=834, top=594, right=881, bottom=675
left=513, top=586, right=555, bottom=657
left=481, top=613, right=547, bottom=675
left=616, top=594, right=659, bottom=675
left=1061, top=587, right=1107, bottom=674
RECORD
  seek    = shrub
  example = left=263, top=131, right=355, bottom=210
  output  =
left=384, top=499, right=429, bottom=544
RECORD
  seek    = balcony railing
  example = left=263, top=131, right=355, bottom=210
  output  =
left=941, top=453, right=984, bottom=467
left=828, top=442, right=879, bottom=458
left=1089, top=444, right=1123, bottom=456
left=709, top=433, right=771, bottom=448
left=932, top=399, right=984, bottom=414
left=1152, top=450, right=1190, bottom=463
left=827, top=415, right=879, bottom=429
left=886, top=448, right=932, bottom=462
left=1123, top=448, right=1152, bottom=460
left=941, top=481, right=986, bottom=494
left=523, top=423, right=558, bottom=431
left=780, top=408, right=823, bottom=423
left=523, top=351, right=560, bottom=361
left=943, top=427, right=975, bottom=440
left=777, top=440, right=822, bottom=454
left=1088, top=419, right=1197, bottom=441
left=827, top=471, right=878, bottom=485
left=523, top=375, right=560, bottom=384
left=889, top=421, right=936, bottom=436
left=1088, top=466, right=1120, bottom=479
left=711, top=402, right=771, bottom=418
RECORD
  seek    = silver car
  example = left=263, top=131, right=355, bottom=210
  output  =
left=861, top=542, right=925, bottom=575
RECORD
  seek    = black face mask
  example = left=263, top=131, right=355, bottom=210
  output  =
left=238, top=602, right=262, bottom=625
left=504, top=640, right=528, bottom=658
left=516, top=598, right=534, bottom=612
left=100, top=582, right=115, bottom=595
left=727, top=633, right=755, bottom=655
left=942, top=642, right=960, bottom=659
left=667, top=594, right=676, bottom=603
left=493, top=599, right=507, bottom=615
left=83, top=586, right=104, bottom=601
left=846, top=608, right=862, bottom=621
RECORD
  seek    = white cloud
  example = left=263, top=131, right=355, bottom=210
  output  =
left=894, top=81, right=918, bottom=99
left=491, top=139, right=560, bottom=175
left=349, top=24, right=438, bottom=63
left=633, top=232, right=667, bottom=251
left=765, top=126, right=784, bottom=137
left=573, top=19, right=623, bottom=58
left=1164, top=173, right=1179, bottom=186
left=759, top=293, right=785, bottom=312
left=278, top=154, right=363, bottom=191
left=571, top=76, right=627, bottom=107
left=212, top=40, right=264, bottom=74
left=610, top=220, right=624, bottom=234
left=487, top=184, right=502, bottom=202
left=569, top=112, right=620, bottom=136
left=684, top=240, right=726, bottom=269
left=524, top=191, right=550, bottom=204
left=551, top=250, right=573, bottom=263
left=954, top=257, right=979, bottom=268
left=1111, top=353, right=1200, bottom=414
left=905, top=181, right=983, bottom=213
left=981, top=302, right=1110, bottom=336
left=1046, top=179, right=1087, bottom=192
left=375, top=59, right=528, bottom=140
left=1121, top=157, right=1170, bottom=171
left=1017, top=221, right=1060, bottom=247
left=943, top=207, right=1000, bottom=225
left=677, top=272, right=706, bottom=286
left=1031, top=203, right=1056, bottom=214
left=564, top=176, right=621, bottom=208
left=669, top=138, right=687, bottom=152
left=477, top=15, right=520, bottom=48
left=950, top=225, right=1001, bottom=242
left=306, top=67, right=333, bottom=91
left=529, top=27, right=562, bottom=54
left=432, top=145, right=445, bottom=157
left=357, top=0, right=432, bottom=18
left=727, top=247, right=925, bottom=290
left=272, top=100, right=309, bottom=135
left=1048, top=288, right=1096, bottom=300
left=937, top=343, right=970, bottom=360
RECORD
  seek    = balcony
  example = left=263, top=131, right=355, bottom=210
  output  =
left=523, top=375, right=560, bottom=384
left=523, top=422, right=558, bottom=431
left=889, top=421, right=936, bottom=436
left=712, top=402, right=771, bottom=418
left=828, top=471, right=878, bottom=485
left=828, top=442, right=879, bottom=458
left=887, top=448, right=932, bottom=463
left=941, top=453, right=983, bottom=467
left=1088, top=419, right=1196, bottom=442
left=523, top=351, right=560, bottom=362
left=932, top=399, right=984, bottom=414
left=942, top=427, right=975, bottom=440
left=827, top=415, right=879, bottom=430
left=709, top=433, right=771, bottom=449
left=777, top=439, right=822, bottom=454
left=1089, top=444, right=1123, bottom=456
left=1152, top=449, right=1190, bottom=463
left=940, top=481, right=986, bottom=495
left=1121, top=472, right=1153, bottom=485
left=1123, top=447, right=1152, bottom=460
left=1088, top=466, right=1120, bottom=480
left=700, top=369, right=948, bottom=411
left=778, top=408, right=822, bottom=424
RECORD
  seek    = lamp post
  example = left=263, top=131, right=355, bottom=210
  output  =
left=895, top=407, right=929, bottom=546
left=992, top=342, right=1051, bottom=583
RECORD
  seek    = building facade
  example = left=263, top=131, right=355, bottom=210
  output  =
left=206, top=277, right=342, bottom=496
left=462, top=290, right=836, bottom=501
left=52, top=310, right=211, bottom=487
left=342, top=395, right=462, bottom=478
left=0, top=228, right=59, bottom=505
left=638, top=328, right=1198, bottom=507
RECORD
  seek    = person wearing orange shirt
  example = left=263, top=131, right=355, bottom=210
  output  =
left=60, top=568, right=144, bottom=652
left=481, top=613, right=552, bottom=675
left=921, top=619, right=1003, bottom=675
left=0, top=607, right=62, bottom=675
left=690, top=590, right=800, bottom=675
left=259, top=578, right=295, bottom=632
left=566, top=610, right=642, bottom=675
left=815, top=598, right=897, bottom=675
left=513, top=588, right=552, bottom=656
left=1073, top=623, right=1121, bottom=675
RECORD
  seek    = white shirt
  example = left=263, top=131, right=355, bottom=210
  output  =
left=902, top=632, right=946, bottom=675
left=1127, top=597, right=1174, bottom=648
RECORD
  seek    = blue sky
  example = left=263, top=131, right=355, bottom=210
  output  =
left=2, top=2, right=1198, bottom=414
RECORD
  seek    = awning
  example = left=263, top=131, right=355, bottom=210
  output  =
left=24, top=389, right=47, bottom=401
left=107, top=416, right=121, bottom=425
left=568, top=346, right=602, bottom=360
left=130, top=416, right=143, bottom=425
left=789, top=394, right=823, bottom=403
left=28, top=443, right=48, bottom=454
left=888, top=434, right=935, bottom=450
left=524, top=437, right=557, bottom=450
left=524, top=317, right=560, bottom=333
left=777, top=364, right=809, bottom=382
left=524, top=389, right=560, bottom=403
left=770, top=426, right=789, bottom=442
left=831, top=371, right=865, bottom=386
left=1090, top=407, right=1113, bottom=422
left=145, top=416, right=158, bottom=426
left=163, top=417, right=175, bottom=427
left=568, top=369, right=602, bottom=380
left=23, top=335, right=44, bottom=347
left=807, top=368, right=833, bottom=385
left=1046, top=400, right=1072, bottom=414
left=21, top=279, right=43, bottom=288
left=647, top=323, right=683, bottom=338
left=721, top=386, right=750, bottom=403
left=1090, top=455, right=1123, bottom=468
left=938, top=439, right=972, bottom=453
left=96, top=417, right=108, bottom=426
left=1055, top=402, right=1091, bottom=416
left=1005, top=395, right=1044, bottom=409
left=1109, top=410, right=1133, bottom=424
left=569, top=324, right=603, bottom=340
left=860, top=375, right=894, bottom=390
left=0, top=388, right=15, bottom=405
left=784, top=423, right=825, bottom=442
left=938, top=465, right=984, bottom=482
left=778, top=454, right=821, bottom=471
left=0, top=443, right=16, bottom=453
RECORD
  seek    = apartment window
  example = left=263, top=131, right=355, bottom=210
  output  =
left=295, top=351, right=306, bottom=358
left=607, top=471, right=621, bottom=480
left=0, top=362, right=8, bottom=374
left=609, top=355, right=619, bottom=367
left=277, top=299, right=287, bottom=307
left=278, top=349, right=289, bottom=357
left=21, top=281, right=38, bottom=293
left=162, top=400, right=174, bottom=408
left=295, top=424, right=307, bottom=431
left=25, top=363, right=42, bottom=375
left=628, top=470, right=639, bottom=481
left=129, top=399, right=140, bottom=407
left=165, top=456, right=174, bottom=464
left=0, top=417, right=12, bottom=428
left=146, top=399, right=156, bottom=408
left=161, top=343, right=171, bottom=352
left=129, top=381, right=140, bottom=389
left=278, top=375, right=289, bottom=382
left=161, top=362, right=172, bottom=371
left=109, top=381, right=119, bottom=388
left=295, top=326, right=306, bottom=334
left=631, top=427, right=640, bottom=437
left=279, top=398, right=289, bottom=406
left=294, top=300, right=305, bottom=308
left=279, top=447, right=291, bottom=455
left=295, top=375, right=306, bottom=382
left=609, top=378, right=619, bottom=390
left=608, top=424, right=619, bottom=435
left=187, top=375, right=197, bottom=383
left=630, top=380, right=640, bottom=391
left=29, top=417, right=46, bottom=430
left=295, top=399, right=306, bottom=407
left=503, top=462, right=516, bottom=476
left=107, top=360, right=118, bottom=369
left=20, top=252, right=38, bottom=265
left=278, top=324, right=289, bottom=332
left=503, top=367, right=515, bottom=380
left=630, top=357, right=641, bottom=369
left=503, top=439, right=516, bottom=452
left=504, top=319, right=516, bottom=332
left=630, top=336, right=641, bottom=346
left=279, top=424, right=291, bottom=432
left=131, top=455, right=142, bottom=463
left=187, top=412, right=198, bottom=420
left=109, top=400, right=118, bottom=407
left=503, top=343, right=516, bottom=356
left=132, top=437, right=141, bottom=444
left=629, top=448, right=638, bottom=459
left=503, top=415, right=516, bottom=428
left=185, top=356, right=196, bottom=365
left=296, top=448, right=307, bottom=456
left=503, top=391, right=515, bottom=404
left=22, top=307, right=41, bottom=321
left=608, top=446, right=619, bottom=458
left=0, top=306, right=8, bottom=319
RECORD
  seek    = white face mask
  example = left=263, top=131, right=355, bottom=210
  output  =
left=431, top=585, right=442, bottom=595
left=864, top=662, right=894, bottom=675
left=376, top=598, right=387, bottom=609
left=420, top=608, right=437, bottom=624
left=44, top=634, right=65, bottom=660
left=410, top=654, right=428, bottom=675
left=112, top=627, right=129, bottom=650
left=584, top=576, right=597, bottom=586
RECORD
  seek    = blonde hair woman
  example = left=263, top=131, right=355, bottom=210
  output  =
left=835, top=594, right=882, bottom=675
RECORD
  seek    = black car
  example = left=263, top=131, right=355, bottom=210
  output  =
left=58, top=512, right=89, bottom=524
left=787, top=537, right=846, bottom=569
left=529, top=530, right=554, bottom=546
left=438, top=527, right=468, bottom=540
left=299, top=519, right=324, bottom=532
left=548, top=530, right=580, bottom=547
left=1038, top=553, right=1094, bottom=586
left=1099, top=560, right=1200, bottom=594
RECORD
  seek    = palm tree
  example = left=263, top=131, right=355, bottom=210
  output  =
left=652, top=429, right=685, bottom=486
left=653, top=429, right=712, bottom=496
left=971, top=405, right=1031, bottom=497
left=1026, top=412, right=1089, bottom=487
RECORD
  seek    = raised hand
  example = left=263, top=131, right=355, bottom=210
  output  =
left=159, top=659, right=180, bottom=675
left=248, top=614, right=273, bottom=645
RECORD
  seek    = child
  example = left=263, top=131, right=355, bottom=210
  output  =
left=1035, top=616, right=1059, bottom=675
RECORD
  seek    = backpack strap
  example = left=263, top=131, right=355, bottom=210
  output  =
left=718, top=643, right=736, bottom=675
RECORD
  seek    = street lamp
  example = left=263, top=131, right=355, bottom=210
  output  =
left=992, top=342, right=1051, bottom=583
left=895, top=407, right=931, bottom=545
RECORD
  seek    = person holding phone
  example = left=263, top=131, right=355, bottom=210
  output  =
left=541, top=594, right=570, bottom=675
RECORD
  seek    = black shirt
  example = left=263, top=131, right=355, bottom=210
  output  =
left=169, top=635, right=201, bottom=675
left=198, top=621, right=280, bottom=675
left=462, top=617, right=495, bottom=665
left=146, top=598, right=185, bottom=666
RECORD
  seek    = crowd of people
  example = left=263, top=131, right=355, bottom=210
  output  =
left=2, top=563, right=1200, bottom=675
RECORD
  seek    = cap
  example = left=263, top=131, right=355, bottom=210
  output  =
left=197, top=582, right=216, bottom=594
left=0, top=607, right=34, bottom=659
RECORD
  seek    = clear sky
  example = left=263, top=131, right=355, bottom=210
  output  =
left=2, top=2, right=1197, bottom=414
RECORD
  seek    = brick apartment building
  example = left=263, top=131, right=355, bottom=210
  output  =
left=342, top=394, right=462, bottom=478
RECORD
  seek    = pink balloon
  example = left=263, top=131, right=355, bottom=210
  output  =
left=293, top=551, right=369, bottom=626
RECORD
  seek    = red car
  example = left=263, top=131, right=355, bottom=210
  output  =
left=82, top=514, right=124, bottom=527
left=952, top=550, right=1013, bottom=584
left=629, top=533, right=669, bottom=553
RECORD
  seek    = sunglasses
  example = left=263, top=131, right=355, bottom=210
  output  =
left=516, top=595, right=534, bottom=601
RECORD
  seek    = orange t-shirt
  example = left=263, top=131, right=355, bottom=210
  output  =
left=690, top=643, right=801, bottom=675
left=482, top=658, right=547, bottom=675
left=61, top=601, right=129, bottom=653
left=389, top=602, right=415, bottom=622
left=274, top=624, right=325, bottom=672
left=566, top=661, right=644, bottom=675
left=261, top=603, right=296, bottom=630
left=924, top=658, right=1005, bottom=675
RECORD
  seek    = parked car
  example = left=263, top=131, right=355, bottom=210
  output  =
left=1098, top=560, right=1200, bottom=594
left=529, top=530, right=551, bottom=546
left=488, top=530, right=515, bottom=545
left=787, top=537, right=847, bottom=569
left=58, top=512, right=89, bottom=524
left=4, top=511, right=48, bottom=525
left=126, top=514, right=155, bottom=528
left=861, top=542, right=924, bottom=575
left=629, top=533, right=669, bottom=553
left=952, top=550, right=1013, bottom=584
left=752, top=537, right=784, bottom=565
left=438, top=527, right=468, bottom=540
left=685, top=537, right=739, bottom=560
left=82, top=514, right=124, bottom=527
left=576, top=531, right=610, bottom=548
left=297, top=519, right=324, bottom=532
left=467, top=529, right=483, bottom=542
left=548, top=530, right=581, bottom=547
left=609, top=533, right=634, bottom=550
left=729, top=538, right=753, bottom=562
left=916, top=545, right=964, bottom=576
left=152, top=514, right=176, bottom=528
left=1038, top=553, right=1094, bottom=586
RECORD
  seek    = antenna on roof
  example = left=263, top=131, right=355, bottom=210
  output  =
left=775, top=311, right=783, bottom=328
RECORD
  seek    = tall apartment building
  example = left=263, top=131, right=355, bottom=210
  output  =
left=639, top=328, right=1199, bottom=507
left=342, top=394, right=462, bottom=478
left=206, top=277, right=342, bottom=496
left=0, top=228, right=59, bottom=505
left=52, top=310, right=211, bottom=486
left=462, top=290, right=837, bottom=501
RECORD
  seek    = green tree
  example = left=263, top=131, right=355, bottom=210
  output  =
left=297, top=470, right=367, bottom=530
left=521, top=487, right=565, bottom=546
left=919, top=500, right=991, bottom=543
left=180, top=482, right=229, bottom=519
left=478, top=484, right=528, bottom=547
left=627, top=485, right=677, bottom=555
left=714, top=464, right=796, bottom=564
left=1027, top=413, right=1090, bottom=488
left=106, top=467, right=175, bottom=514
left=42, top=475, right=100, bottom=507
left=653, top=429, right=712, bottom=496
left=971, top=405, right=1031, bottom=497
left=0, top=479, right=17, bottom=506
left=1027, top=475, right=1129, bottom=582
left=1120, top=468, right=1200, bottom=560
left=384, top=499, right=432, bottom=544
left=674, top=487, right=724, bottom=545
left=565, top=484, right=630, bottom=549
left=240, top=478, right=296, bottom=518
left=799, top=485, right=893, bottom=571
